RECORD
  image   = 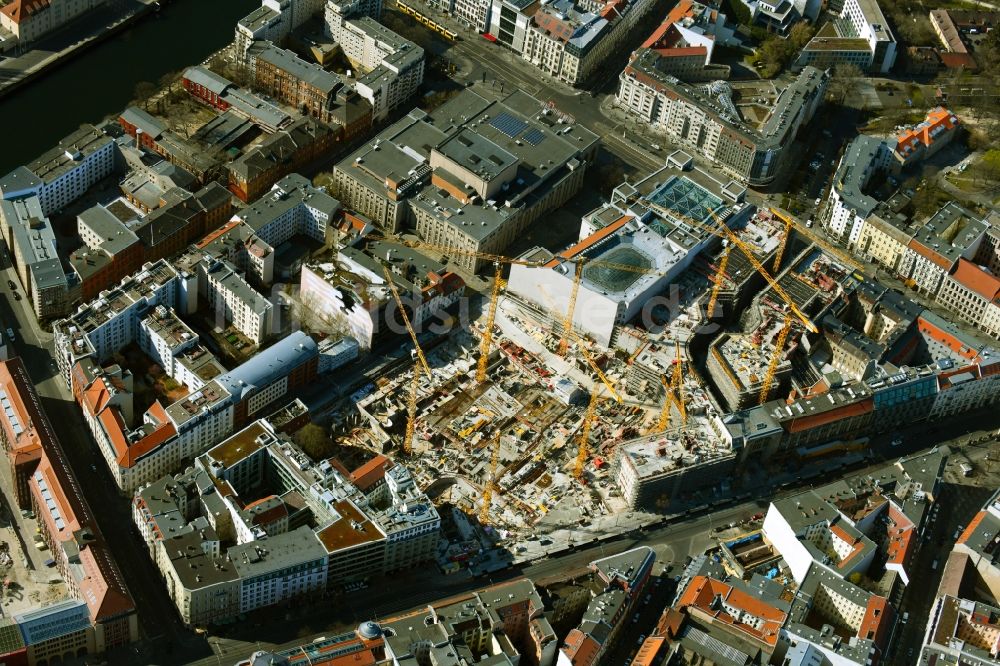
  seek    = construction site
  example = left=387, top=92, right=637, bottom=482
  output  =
left=312, top=145, right=998, bottom=569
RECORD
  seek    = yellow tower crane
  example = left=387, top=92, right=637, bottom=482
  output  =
left=571, top=340, right=621, bottom=481
left=706, top=246, right=731, bottom=319
left=645, top=203, right=818, bottom=334
left=558, top=261, right=585, bottom=356
left=557, top=257, right=668, bottom=356
left=769, top=208, right=863, bottom=272
left=577, top=342, right=623, bottom=404
left=479, top=433, right=502, bottom=525
left=672, top=340, right=687, bottom=425
left=655, top=374, right=673, bottom=432
left=772, top=212, right=793, bottom=274
left=382, top=266, right=433, bottom=455
left=758, top=315, right=793, bottom=405
left=573, top=393, right=600, bottom=481
left=374, top=234, right=664, bottom=359
left=477, top=262, right=506, bottom=383
left=369, top=236, right=542, bottom=385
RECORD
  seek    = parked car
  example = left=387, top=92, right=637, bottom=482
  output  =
left=11, top=292, right=19, bottom=301
left=6, top=280, right=14, bottom=291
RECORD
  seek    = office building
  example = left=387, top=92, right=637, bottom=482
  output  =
left=616, top=64, right=827, bottom=187
left=796, top=0, right=896, bottom=73
left=333, top=89, right=598, bottom=266
left=488, top=0, right=657, bottom=86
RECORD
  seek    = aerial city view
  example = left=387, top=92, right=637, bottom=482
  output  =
left=0, top=0, right=998, bottom=664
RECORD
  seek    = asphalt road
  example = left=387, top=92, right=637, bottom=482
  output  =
left=0, top=249, right=214, bottom=665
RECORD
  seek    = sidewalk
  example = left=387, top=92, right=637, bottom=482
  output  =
left=0, top=0, right=158, bottom=100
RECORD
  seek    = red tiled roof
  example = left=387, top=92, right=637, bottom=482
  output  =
left=939, top=52, right=978, bottom=70
left=951, top=258, right=1000, bottom=302
left=917, top=316, right=980, bottom=361
left=786, top=398, right=873, bottom=434
left=907, top=238, right=953, bottom=270
left=561, top=629, right=601, bottom=666
left=195, top=219, right=241, bottom=249
left=0, top=0, right=51, bottom=24
left=351, top=455, right=393, bottom=490
left=896, top=107, right=959, bottom=156
left=885, top=503, right=916, bottom=567
left=659, top=46, right=708, bottom=57
left=632, top=636, right=666, bottom=666
left=958, top=510, right=986, bottom=546
left=858, top=595, right=893, bottom=649
left=677, top=576, right=786, bottom=647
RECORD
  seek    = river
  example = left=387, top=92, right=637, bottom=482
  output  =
left=0, top=0, right=258, bottom=174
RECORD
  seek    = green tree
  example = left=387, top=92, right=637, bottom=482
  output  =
left=294, top=423, right=336, bottom=461
left=723, top=0, right=752, bottom=25
left=789, top=22, right=814, bottom=50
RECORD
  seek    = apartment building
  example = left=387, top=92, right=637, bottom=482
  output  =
left=53, top=260, right=190, bottom=387
left=133, top=419, right=439, bottom=626
left=783, top=566, right=893, bottom=665
left=73, top=325, right=318, bottom=493
left=201, top=258, right=274, bottom=344
left=254, top=44, right=347, bottom=124
left=0, top=124, right=117, bottom=217
left=898, top=202, right=986, bottom=295
left=235, top=173, right=340, bottom=248
left=325, top=10, right=425, bottom=120
left=929, top=356, right=1000, bottom=420
left=0, top=358, right=138, bottom=652
left=453, top=0, right=493, bottom=32
left=937, top=260, right=1000, bottom=338
left=0, top=0, right=106, bottom=46
left=68, top=181, right=233, bottom=301
left=229, top=117, right=342, bottom=203
left=616, top=62, right=827, bottom=186
left=558, top=547, right=654, bottom=666
left=333, top=89, right=597, bottom=268
left=827, top=135, right=894, bottom=245
left=235, top=0, right=326, bottom=61
left=488, top=0, right=657, bottom=86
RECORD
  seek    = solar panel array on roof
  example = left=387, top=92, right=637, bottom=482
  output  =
left=522, top=128, right=546, bottom=146
left=490, top=112, right=528, bottom=138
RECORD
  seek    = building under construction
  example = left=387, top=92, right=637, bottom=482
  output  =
left=506, top=155, right=754, bottom=348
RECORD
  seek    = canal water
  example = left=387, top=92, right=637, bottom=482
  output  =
left=0, top=0, right=258, bottom=174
